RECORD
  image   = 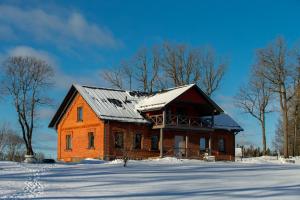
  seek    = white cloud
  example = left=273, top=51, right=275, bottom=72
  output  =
left=8, top=46, right=55, bottom=65
left=6, top=45, right=103, bottom=90
left=0, top=5, right=119, bottom=49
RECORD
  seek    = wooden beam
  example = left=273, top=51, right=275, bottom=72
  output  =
left=185, top=135, right=189, bottom=158
left=160, top=128, right=163, bottom=158
left=209, top=133, right=212, bottom=156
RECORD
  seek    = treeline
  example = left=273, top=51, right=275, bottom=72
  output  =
left=0, top=123, right=45, bottom=162
left=238, top=145, right=275, bottom=158
left=235, top=37, right=300, bottom=158
left=101, top=42, right=228, bottom=97
left=0, top=123, right=25, bottom=161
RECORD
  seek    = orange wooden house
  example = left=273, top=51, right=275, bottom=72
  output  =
left=49, top=84, right=243, bottom=162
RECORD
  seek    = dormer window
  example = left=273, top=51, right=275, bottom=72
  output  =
left=77, top=107, right=83, bottom=122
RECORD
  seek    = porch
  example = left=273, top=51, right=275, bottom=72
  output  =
left=148, top=113, right=214, bottom=130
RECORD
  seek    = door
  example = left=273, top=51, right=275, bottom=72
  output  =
left=174, top=136, right=185, bottom=157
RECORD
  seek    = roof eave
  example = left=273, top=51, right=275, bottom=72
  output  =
left=48, top=84, right=78, bottom=129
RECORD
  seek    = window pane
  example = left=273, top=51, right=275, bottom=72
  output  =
left=88, top=132, right=94, bottom=148
left=115, top=132, right=124, bottom=149
left=77, top=107, right=83, bottom=121
left=200, top=137, right=206, bottom=151
left=151, top=135, right=159, bottom=150
left=218, top=138, right=225, bottom=152
left=66, top=135, right=72, bottom=150
left=134, top=134, right=142, bottom=149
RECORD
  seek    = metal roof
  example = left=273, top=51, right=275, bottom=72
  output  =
left=202, top=114, right=244, bottom=131
left=74, top=84, right=149, bottom=123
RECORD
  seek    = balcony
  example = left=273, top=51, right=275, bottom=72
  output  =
left=148, top=114, right=213, bottom=130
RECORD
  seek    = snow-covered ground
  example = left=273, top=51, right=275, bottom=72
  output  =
left=0, top=157, right=300, bottom=199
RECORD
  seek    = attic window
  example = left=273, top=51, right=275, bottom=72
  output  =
left=107, top=98, right=123, bottom=108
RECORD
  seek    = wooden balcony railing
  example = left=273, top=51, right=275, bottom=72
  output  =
left=148, top=114, right=213, bottom=129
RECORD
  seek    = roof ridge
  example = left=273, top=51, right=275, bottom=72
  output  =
left=155, top=83, right=195, bottom=93
left=74, top=83, right=195, bottom=94
left=74, top=83, right=127, bottom=92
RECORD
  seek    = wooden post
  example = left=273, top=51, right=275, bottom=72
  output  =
left=185, top=135, right=189, bottom=158
left=160, top=128, right=164, bottom=158
left=162, top=109, right=166, bottom=127
left=209, top=134, right=212, bottom=156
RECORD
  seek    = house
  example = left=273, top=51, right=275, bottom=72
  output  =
left=49, top=84, right=243, bottom=162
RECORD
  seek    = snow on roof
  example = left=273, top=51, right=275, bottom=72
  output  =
left=74, top=84, right=149, bottom=123
left=202, top=113, right=243, bottom=131
left=136, top=84, right=195, bottom=111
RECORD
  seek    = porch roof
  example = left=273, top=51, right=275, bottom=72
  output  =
left=136, top=84, right=223, bottom=113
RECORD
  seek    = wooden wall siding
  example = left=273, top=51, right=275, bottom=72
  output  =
left=176, top=87, right=207, bottom=104
left=57, top=94, right=105, bottom=162
left=105, top=122, right=235, bottom=161
left=106, top=121, right=157, bottom=159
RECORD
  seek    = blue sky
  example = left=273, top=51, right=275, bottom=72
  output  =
left=0, top=0, right=299, bottom=158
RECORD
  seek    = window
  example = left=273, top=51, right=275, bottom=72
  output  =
left=218, top=138, right=225, bottom=152
left=115, top=132, right=124, bottom=149
left=200, top=137, right=206, bottom=151
left=66, top=135, right=72, bottom=150
left=134, top=133, right=142, bottom=149
left=151, top=135, right=159, bottom=151
left=77, top=107, right=83, bottom=121
left=88, top=132, right=95, bottom=149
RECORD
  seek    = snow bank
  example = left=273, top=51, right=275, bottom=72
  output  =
left=145, top=156, right=188, bottom=164
left=106, top=159, right=124, bottom=165
left=238, top=156, right=299, bottom=165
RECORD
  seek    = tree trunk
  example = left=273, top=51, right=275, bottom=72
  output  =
left=261, top=117, right=267, bottom=155
left=283, top=101, right=289, bottom=158
left=294, top=111, right=298, bottom=157
left=26, top=143, right=34, bottom=156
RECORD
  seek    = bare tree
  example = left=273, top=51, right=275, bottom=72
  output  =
left=256, top=37, right=296, bottom=158
left=290, top=66, right=300, bottom=156
left=6, top=133, right=24, bottom=161
left=161, top=43, right=201, bottom=87
left=121, top=61, right=134, bottom=90
left=273, top=119, right=284, bottom=154
left=101, top=68, right=124, bottom=89
left=0, top=123, right=9, bottom=156
left=199, top=48, right=227, bottom=96
left=236, top=66, right=272, bottom=155
left=101, top=42, right=227, bottom=96
left=0, top=122, right=25, bottom=161
left=161, top=43, right=227, bottom=96
left=1, top=56, right=54, bottom=156
left=134, top=47, right=160, bottom=93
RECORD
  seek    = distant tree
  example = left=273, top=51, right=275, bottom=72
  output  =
left=6, top=133, right=24, bottom=161
left=236, top=65, right=272, bottom=155
left=121, top=61, right=134, bottom=90
left=101, top=42, right=227, bottom=97
left=0, top=122, right=25, bottom=161
left=1, top=56, right=54, bottom=156
left=134, top=47, right=160, bottom=93
left=256, top=37, right=297, bottom=158
left=161, top=43, right=200, bottom=87
left=290, top=66, right=300, bottom=156
left=273, top=119, right=284, bottom=155
left=198, top=47, right=227, bottom=96
left=101, top=68, right=124, bottom=89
